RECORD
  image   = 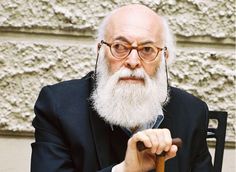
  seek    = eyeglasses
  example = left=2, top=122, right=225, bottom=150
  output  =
left=99, top=40, right=166, bottom=63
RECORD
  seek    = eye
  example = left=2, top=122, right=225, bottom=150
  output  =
left=112, top=42, right=128, bottom=53
left=111, top=42, right=130, bottom=59
left=140, top=46, right=155, bottom=55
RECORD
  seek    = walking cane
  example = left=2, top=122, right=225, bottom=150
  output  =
left=137, top=138, right=182, bottom=172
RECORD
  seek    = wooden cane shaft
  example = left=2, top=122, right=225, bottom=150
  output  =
left=156, top=156, right=165, bottom=172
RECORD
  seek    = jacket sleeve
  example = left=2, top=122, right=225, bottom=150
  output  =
left=31, top=86, right=114, bottom=172
left=191, top=103, right=214, bottom=172
left=31, top=86, right=77, bottom=172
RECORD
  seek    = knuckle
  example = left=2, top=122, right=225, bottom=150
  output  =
left=133, top=131, right=149, bottom=142
left=153, top=139, right=159, bottom=147
left=134, top=131, right=142, bottom=137
left=154, top=128, right=160, bottom=133
left=145, top=129, right=153, bottom=133
left=163, top=128, right=170, bottom=134
left=127, top=137, right=133, bottom=146
left=159, top=142, right=165, bottom=149
left=166, top=139, right=172, bottom=145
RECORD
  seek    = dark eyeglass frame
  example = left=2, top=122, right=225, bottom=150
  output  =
left=99, top=40, right=167, bottom=63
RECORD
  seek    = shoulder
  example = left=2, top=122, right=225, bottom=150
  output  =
left=169, top=86, right=207, bottom=108
left=33, top=72, right=95, bottom=130
left=44, top=71, right=94, bottom=94
left=34, top=72, right=95, bottom=118
left=38, top=71, right=94, bottom=100
left=165, top=87, right=209, bottom=136
left=167, top=86, right=208, bottom=124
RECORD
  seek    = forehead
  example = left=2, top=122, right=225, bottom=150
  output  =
left=105, top=7, right=164, bottom=45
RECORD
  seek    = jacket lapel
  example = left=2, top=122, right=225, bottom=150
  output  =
left=87, top=75, right=113, bottom=168
left=89, top=106, right=113, bottom=168
left=160, top=88, right=181, bottom=172
left=110, top=125, right=129, bottom=162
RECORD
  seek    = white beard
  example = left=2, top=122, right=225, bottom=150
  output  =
left=91, top=50, right=168, bottom=128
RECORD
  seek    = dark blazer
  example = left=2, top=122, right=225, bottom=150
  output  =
left=31, top=72, right=213, bottom=172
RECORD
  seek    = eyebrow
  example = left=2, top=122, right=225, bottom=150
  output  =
left=113, top=36, right=132, bottom=44
left=140, top=40, right=156, bottom=45
left=113, top=36, right=156, bottom=45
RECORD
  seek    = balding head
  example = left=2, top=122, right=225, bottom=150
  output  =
left=105, top=4, right=165, bottom=46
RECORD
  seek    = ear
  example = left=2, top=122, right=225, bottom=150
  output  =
left=164, top=48, right=169, bottom=60
left=97, top=43, right=102, bottom=53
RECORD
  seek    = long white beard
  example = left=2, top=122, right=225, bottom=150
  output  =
left=91, top=51, right=168, bottom=128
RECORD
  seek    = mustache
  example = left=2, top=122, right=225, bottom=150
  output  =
left=116, top=68, right=146, bottom=79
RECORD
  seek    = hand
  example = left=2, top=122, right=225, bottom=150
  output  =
left=113, top=128, right=178, bottom=172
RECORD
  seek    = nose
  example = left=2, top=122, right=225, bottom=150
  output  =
left=124, top=49, right=141, bottom=70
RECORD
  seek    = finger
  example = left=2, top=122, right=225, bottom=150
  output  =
left=155, top=129, right=172, bottom=154
left=129, top=131, right=152, bottom=150
left=155, top=130, right=165, bottom=155
left=165, top=145, right=178, bottom=160
left=144, top=129, right=159, bottom=154
left=163, top=129, right=172, bottom=152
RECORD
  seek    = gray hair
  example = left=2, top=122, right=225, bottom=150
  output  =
left=161, top=17, right=176, bottom=65
left=96, top=11, right=114, bottom=43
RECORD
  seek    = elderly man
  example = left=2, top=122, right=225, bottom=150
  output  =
left=31, top=4, right=213, bottom=172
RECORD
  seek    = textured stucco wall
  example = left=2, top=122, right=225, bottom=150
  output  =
left=0, top=0, right=235, bottom=38
left=0, top=0, right=235, bottom=143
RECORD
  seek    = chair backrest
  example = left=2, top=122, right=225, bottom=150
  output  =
left=207, top=111, right=228, bottom=172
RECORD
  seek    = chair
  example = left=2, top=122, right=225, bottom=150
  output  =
left=207, top=111, right=228, bottom=172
